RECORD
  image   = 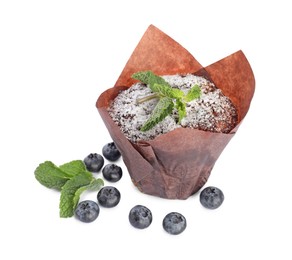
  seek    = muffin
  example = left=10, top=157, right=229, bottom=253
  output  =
left=96, top=25, right=255, bottom=199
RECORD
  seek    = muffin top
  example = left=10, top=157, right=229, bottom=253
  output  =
left=108, top=74, right=238, bottom=142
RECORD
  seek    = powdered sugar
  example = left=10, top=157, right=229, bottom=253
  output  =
left=108, top=74, right=238, bottom=142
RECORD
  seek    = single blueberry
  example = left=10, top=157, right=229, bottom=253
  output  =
left=102, top=142, right=121, bottom=161
left=129, top=205, right=152, bottom=229
left=199, top=186, right=224, bottom=209
left=162, top=212, right=187, bottom=235
left=97, top=186, right=121, bottom=208
left=102, top=164, right=123, bottom=182
left=75, top=200, right=100, bottom=223
left=84, top=153, right=104, bottom=172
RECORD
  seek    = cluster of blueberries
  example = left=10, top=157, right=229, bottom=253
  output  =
left=75, top=142, right=224, bottom=235
left=75, top=142, right=122, bottom=224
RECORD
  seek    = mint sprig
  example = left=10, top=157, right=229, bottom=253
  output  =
left=132, top=71, right=201, bottom=131
left=34, top=160, right=104, bottom=218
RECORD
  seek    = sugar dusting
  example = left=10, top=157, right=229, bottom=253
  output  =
left=108, top=74, right=238, bottom=142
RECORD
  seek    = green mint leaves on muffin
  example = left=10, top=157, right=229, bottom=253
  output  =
left=35, top=160, right=104, bottom=218
left=132, top=71, right=201, bottom=131
left=140, top=96, right=174, bottom=132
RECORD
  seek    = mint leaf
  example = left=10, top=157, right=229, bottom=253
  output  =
left=175, top=98, right=186, bottom=123
left=59, top=172, right=93, bottom=218
left=72, top=178, right=104, bottom=211
left=34, top=161, right=72, bottom=190
left=85, top=178, right=104, bottom=191
left=152, top=83, right=184, bottom=99
left=59, top=160, right=87, bottom=177
left=170, top=88, right=184, bottom=99
left=132, top=71, right=169, bottom=91
left=184, top=84, right=201, bottom=102
left=34, top=160, right=90, bottom=190
left=141, top=97, right=174, bottom=132
left=132, top=71, right=184, bottom=99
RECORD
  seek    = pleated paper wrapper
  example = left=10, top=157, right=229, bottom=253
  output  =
left=96, top=25, right=255, bottom=199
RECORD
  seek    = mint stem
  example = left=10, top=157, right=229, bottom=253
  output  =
left=136, top=93, right=160, bottom=105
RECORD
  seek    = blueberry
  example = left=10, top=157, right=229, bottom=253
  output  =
left=162, top=212, right=187, bottom=235
left=75, top=200, right=100, bottom=223
left=129, top=205, right=152, bottom=229
left=97, top=186, right=121, bottom=208
left=102, top=164, right=123, bottom=182
left=84, top=153, right=104, bottom=172
left=200, top=186, right=224, bottom=209
left=102, top=142, right=121, bottom=161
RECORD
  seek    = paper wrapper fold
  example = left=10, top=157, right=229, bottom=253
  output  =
left=97, top=25, right=255, bottom=199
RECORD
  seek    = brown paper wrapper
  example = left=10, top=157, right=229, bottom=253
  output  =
left=96, top=25, right=255, bottom=199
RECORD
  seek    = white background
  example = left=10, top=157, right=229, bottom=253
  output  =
left=1, top=0, right=291, bottom=259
